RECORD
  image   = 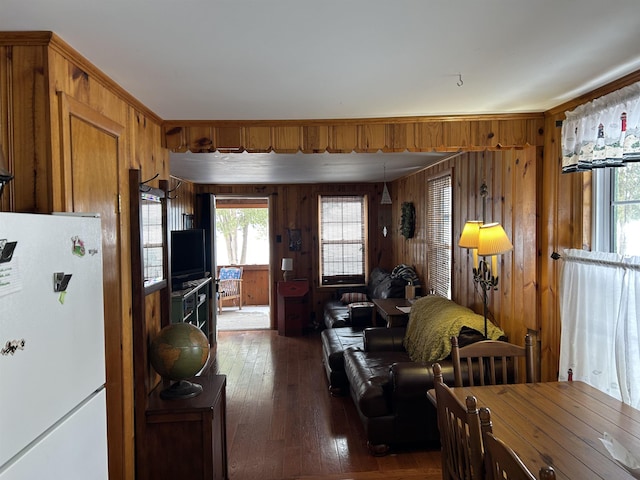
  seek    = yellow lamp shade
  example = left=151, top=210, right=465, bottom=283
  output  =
left=459, top=220, right=483, bottom=248
left=477, top=222, right=513, bottom=256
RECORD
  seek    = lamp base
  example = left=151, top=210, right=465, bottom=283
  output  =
left=283, top=271, right=293, bottom=281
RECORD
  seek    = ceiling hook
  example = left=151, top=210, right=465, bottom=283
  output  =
left=457, top=74, right=464, bottom=87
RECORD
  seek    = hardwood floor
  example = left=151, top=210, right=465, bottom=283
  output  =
left=212, top=329, right=442, bottom=480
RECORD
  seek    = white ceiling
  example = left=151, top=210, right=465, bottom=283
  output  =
left=3, top=0, right=640, bottom=184
left=170, top=150, right=459, bottom=184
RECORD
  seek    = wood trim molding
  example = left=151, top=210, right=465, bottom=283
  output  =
left=163, top=114, right=546, bottom=154
left=0, top=31, right=54, bottom=46
left=164, top=112, right=544, bottom=127
left=0, top=31, right=165, bottom=124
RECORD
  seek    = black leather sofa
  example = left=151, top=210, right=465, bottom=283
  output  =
left=342, top=328, right=460, bottom=455
left=321, top=266, right=419, bottom=394
left=341, top=295, right=504, bottom=455
left=321, top=326, right=365, bottom=395
left=322, top=266, right=409, bottom=330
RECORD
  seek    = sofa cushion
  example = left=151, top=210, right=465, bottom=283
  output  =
left=371, top=275, right=406, bottom=299
left=321, top=328, right=364, bottom=372
left=403, top=295, right=505, bottom=363
left=367, top=267, right=391, bottom=294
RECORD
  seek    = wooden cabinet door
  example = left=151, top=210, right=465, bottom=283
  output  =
left=57, top=92, right=129, bottom=479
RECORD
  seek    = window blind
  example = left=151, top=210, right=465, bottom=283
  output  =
left=319, top=195, right=367, bottom=285
left=427, top=173, right=452, bottom=298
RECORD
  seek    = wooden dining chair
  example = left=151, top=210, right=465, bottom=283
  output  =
left=432, top=362, right=484, bottom=480
left=451, top=334, right=534, bottom=387
left=479, top=407, right=556, bottom=480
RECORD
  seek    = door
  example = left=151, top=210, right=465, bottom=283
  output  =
left=57, top=93, right=129, bottom=479
left=213, top=195, right=272, bottom=330
left=196, top=193, right=218, bottom=345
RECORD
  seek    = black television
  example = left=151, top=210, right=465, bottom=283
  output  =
left=170, top=229, right=207, bottom=288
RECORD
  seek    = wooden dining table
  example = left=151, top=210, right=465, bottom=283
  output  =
left=427, top=381, right=640, bottom=479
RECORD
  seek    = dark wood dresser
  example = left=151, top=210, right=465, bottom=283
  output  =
left=145, top=374, right=227, bottom=480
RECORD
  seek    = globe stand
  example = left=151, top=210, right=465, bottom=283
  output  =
left=159, top=379, right=203, bottom=400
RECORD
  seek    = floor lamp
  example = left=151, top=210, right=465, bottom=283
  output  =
left=459, top=219, right=513, bottom=338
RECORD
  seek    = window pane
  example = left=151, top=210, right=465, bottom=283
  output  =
left=613, top=203, right=640, bottom=256
left=319, top=195, right=367, bottom=284
left=612, top=163, right=640, bottom=256
left=427, top=173, right=452, bottom=298
left=614, top=163, right=640, bottom=202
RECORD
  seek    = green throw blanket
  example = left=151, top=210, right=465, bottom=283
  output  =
left=403, top=295, right=504, bottom=363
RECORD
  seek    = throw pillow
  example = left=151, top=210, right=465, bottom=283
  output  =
left=340, top=292, right=368, bottom=304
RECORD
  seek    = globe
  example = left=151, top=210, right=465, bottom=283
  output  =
left=149, top=322, right=210, bottom=400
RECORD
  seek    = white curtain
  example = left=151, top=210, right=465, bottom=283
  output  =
left=559, top=249, right=640, bottom=408
left=562, top=81, right=640, bottom=173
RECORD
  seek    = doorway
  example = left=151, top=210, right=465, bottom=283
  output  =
left=214, top=196, right=271, bottom=331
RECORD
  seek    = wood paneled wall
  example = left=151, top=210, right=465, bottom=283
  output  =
left=0, top=32, right=168, bottom=480
left=0, top=41, right=49, bottom=212
left=190, top=146, right=539, bottom=352
left=537, top=70, right=640, bottom=381
left=167, top=176, right=196, bottom=231
left=238, top=265, right=270, bottom=305
left=47, top=37, right=168, bottom=480
left=392, top=149, right=539, bottom=365
left=194, top=182, right=393, bottom=326
left=4, top=28, right=640, bottom=480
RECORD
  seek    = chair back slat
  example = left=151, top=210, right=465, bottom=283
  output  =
left=451, top=334, right=534, bottom=387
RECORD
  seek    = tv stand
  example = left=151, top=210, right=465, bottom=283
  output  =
left=171, top=276, right=213, bottom=343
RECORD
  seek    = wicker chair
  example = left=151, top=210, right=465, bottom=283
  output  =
left=217, top=266, right=243, bottom=314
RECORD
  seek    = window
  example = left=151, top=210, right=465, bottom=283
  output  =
left=426, top=172, right=452, bottom=298
left=140, top=190, right=165, bottom=290
left=593, top=163, right=640, bottom=256
left=319, top=195, right=367, bottom=285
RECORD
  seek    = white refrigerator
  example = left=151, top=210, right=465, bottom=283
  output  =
left=0, top=212, right=108, bottom=479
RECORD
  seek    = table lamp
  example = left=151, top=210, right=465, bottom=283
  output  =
left=281, top=257, right=293, bottom=281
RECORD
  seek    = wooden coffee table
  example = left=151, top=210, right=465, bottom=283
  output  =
left=371, top=298, right=413, bottom=327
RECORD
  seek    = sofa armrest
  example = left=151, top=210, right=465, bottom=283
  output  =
left=348, top=302, right=375, bottom=328
left=363, top=327, right=406, bottom=352
left=390, top=361, right=457, bottom=397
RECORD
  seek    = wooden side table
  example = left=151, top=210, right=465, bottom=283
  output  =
left=277, top=280, right=310, bottom=336
left=372, top=298, right=413, bottom=327
left=144, top=374, right=228, bottom=480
